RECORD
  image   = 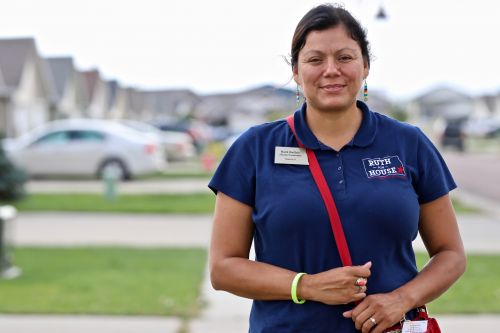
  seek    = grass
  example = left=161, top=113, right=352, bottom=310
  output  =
left=451, top=197, right=480, bottom=214
left=5, top=193, right=215, bottom=214
left=0, top=249, right=498, bottom=315
left=416, top=253, right=500, bottom=314
left=466, top=137, right=500, bottom=153
left=141, top=170, right=213, bottom=180
left=5, top=193, right=477, bottom=215
left=0, top=247, right=207, bottom=317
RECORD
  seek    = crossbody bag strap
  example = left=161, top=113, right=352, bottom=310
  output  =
left=286, top=115, right=352, bottom=267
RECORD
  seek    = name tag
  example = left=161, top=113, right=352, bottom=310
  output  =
left=274, top=147, right=309, bottom=165
left=402, top=320, right=428, bottom=333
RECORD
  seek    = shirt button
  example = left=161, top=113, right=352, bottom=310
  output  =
left=338, top=166, right=342, bottom=171
left=336, top=153, right=340, bottom=157
left=339, top=180, right=344, bottom=184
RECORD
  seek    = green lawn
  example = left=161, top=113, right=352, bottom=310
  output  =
left=451, top=197, right=480, bottom=214
left=416, top=253, right=500, bottom=314
left=0, top=247, right=206, bottom=316
left=1, top=249, right=498, bottom=316
left=5, top=193, right=215, bottom=214
left=140, top=171, right=213, bottom=180
left=3, top=193, right=478, bottom=215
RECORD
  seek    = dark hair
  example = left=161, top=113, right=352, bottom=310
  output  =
left=291, top=4, right=371, bottom=70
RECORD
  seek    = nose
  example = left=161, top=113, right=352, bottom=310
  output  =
left=324, top=58, right=341, bottom=76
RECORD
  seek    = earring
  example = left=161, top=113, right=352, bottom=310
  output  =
left=296, top=85, right=301, bottom=107
left=363, top=79, right=368, bottom=102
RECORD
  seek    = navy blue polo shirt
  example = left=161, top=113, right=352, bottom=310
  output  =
left=209, top=101, right=456, bottom=333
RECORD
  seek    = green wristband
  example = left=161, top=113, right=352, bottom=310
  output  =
left=291, top=272, right=307, bottom=304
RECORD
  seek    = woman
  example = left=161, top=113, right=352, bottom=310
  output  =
left=208, top=4, right=466, bottom=333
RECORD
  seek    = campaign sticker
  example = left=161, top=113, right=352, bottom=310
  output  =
left=362, top=155, right=406, bottom=179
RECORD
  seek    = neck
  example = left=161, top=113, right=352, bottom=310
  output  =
left=305, top=101, right=363, bottom=151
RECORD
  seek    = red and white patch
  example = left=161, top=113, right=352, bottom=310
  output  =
left=362, top=156, right=406, bottom=179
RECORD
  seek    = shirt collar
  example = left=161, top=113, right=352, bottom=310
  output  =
left=293, top=100, right=377, bottom=150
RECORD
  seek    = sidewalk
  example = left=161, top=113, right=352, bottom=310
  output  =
left=0, top=314, right=181, bottom=333
left=26, top=178, right=211, bottom=194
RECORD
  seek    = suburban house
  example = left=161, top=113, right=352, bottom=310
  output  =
left=127, top=88, right=148, bottom=121
left=363, top=90, right=392, bottom=115
left=45, top=57, right=87, bottom=119
left=107, top=81, right=126, bottom=119
left=472, top=94, right=500, bottom=120
left=80, top=69, right=111, bottom=119
left=196, top=85, right=295, bottom=130
left=147, top=89, right=200, bottom=123
left=0, top=68, right=8, bottom=137
left=408, top=87, right=474, bottom=124
left=0, top=38, right=53, bottom=138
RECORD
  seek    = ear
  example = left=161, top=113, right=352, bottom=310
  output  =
left=363, top=60, right=369, bottom=79
left=293, top=66, right=300, bottom=85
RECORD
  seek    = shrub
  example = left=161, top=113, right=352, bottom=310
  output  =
left=0, top=146, right=27, bottom=201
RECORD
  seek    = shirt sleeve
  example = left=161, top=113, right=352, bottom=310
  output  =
left=414, top=128, right=457, bottom=204
left=208, top=128, right=257, bottom=207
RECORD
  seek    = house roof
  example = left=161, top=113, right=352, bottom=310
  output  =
left=80, top=69, right=100, bottom=101
left=414, top=86, right=472, bottom=105
left=0, top=38, right=39, bottom=88
left=0, top=37, right=57, bottom=102
left=45, top=57, right=76, bottom=99
left=107, top=80, right=120, bottom=109
left=0, top=67, right=7, bottom=97
left=477, top=94, right=497, bottom=114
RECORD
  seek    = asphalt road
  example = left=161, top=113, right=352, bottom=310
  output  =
left=442, top=151, right=500, bottom=203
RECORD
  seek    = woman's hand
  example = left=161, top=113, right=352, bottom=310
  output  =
left=342, top=291, right=410, bottom=333
left=299, top=262, right=372, bottom=305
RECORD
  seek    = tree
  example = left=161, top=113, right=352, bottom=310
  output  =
left=0, top=146, right=26, bottom=201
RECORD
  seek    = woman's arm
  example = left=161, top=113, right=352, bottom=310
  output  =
left=209, top=191, right=371, bottom=303
left=345, top=194, right=466, bottom=333
left=395, top=193, right=466, bottom=308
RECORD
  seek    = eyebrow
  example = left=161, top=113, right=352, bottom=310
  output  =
left=302, top=47, right=358, bottom=56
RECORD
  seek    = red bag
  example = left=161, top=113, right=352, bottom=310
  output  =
left=383, top=307, right=441, bottom=333
left=286, top=116, right=442, bottom=333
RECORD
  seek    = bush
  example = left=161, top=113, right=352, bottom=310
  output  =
left=0, top=146, right=27, bottom=201
left=389, top=105, right=409, bottom=122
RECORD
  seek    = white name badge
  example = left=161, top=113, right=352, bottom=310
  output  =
left=402, top=320, right=428, bottom=333
left=274, top=147, right=309, bottom=165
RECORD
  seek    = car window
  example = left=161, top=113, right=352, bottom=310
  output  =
left=32, top=131, right=69, bottom=145
left=69, top=130, right=105, bottom=142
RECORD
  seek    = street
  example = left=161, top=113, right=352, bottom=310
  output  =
left=443, top=151, right=500, bottom=204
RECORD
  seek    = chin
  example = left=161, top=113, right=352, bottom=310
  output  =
left=314, top=99, right=355, bottom=112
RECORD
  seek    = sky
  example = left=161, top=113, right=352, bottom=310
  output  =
left=1, top=0, right=499, bottom=101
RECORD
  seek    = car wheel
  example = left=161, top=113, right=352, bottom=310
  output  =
left=97, top=159, right=131, bottom=181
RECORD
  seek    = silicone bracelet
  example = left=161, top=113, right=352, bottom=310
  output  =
left=291, top=272, right=307, bottom=304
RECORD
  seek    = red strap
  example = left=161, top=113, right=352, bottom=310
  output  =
left=286, top=115, right=352, bottom=267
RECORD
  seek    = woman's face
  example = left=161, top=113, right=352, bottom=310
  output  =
left=293, top=25, right=369, bottom=113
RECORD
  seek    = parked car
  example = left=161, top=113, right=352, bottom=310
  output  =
left=2, top=119, right=166, bottom=180
left=463, top=117, right=500, bottom=138
left=120, top=120, right=196, bottom=161
left=152, top=120, right=212, bottom=153
left=440, top=120, right=465, bottom=152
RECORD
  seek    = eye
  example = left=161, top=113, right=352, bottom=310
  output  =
left=338, top=55, right=353, bottom=62
left=305, top=57, right=322, bottom=64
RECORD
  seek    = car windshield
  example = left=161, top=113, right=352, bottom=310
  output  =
left=69, top=130, right=105, bottom=141
left=33, top=131, right=69, bottom=145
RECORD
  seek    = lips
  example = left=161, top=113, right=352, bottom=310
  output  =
left=321, top=84, right=345, bottom=92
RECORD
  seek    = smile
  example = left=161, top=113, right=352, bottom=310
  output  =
left=321, top=84, right=345, bottom=93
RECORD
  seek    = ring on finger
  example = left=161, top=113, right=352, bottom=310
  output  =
left=369, top=317, right=377, bottom=325
left=355, top=277, right=367, bottom=286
